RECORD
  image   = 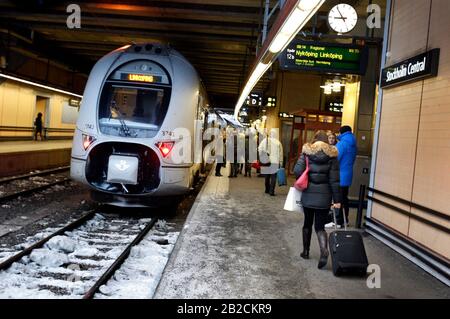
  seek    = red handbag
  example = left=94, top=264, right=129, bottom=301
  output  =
left=294, top=156, right=309, bottom=191
left=251, top=161, right=261, bottom=170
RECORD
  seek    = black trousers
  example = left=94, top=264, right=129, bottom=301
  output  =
left=337, top=186, right=350, bottom=226
left=215, top=162, right=223, bottom=175
left=35, top=128, right=43, bottom=140
left=303, top=207, right=330, bottom=233
left=244, top=163, right=252, bottom=176
left=264, top=173, right=277, bottom=194
left=229, top=163, right=238, bottom=177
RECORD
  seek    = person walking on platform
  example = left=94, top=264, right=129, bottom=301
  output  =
left=326, top=126, right=357, bottom=229
left=34, top=112, right=44, bottom=141
left=294, top=130, right=341, bottom=269
left=259, top=131, right=283, bottom=196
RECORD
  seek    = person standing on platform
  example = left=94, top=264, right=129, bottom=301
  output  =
left=215, top=127, right=225, bottom=177
left=294, top=130, right=341, bottom=269
left=244, top=134, right=252, bottom=178
left=327, top=126, right=357, bottom=228
left=258, top=131, right=283, bottom=196
left=227, top=128, right=239, bottom=178
left=34, top=112, right=44, bottom=141
left=327, top=131, right=337, bottom=146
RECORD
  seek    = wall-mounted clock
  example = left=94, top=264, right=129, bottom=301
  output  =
left=328, top=3, right=358, bottom=34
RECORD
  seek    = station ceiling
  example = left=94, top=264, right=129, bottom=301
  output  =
left=0, top=0, right=386, bottom=108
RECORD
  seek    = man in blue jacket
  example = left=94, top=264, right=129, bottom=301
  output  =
left=328, top=126, right=357, bottom=228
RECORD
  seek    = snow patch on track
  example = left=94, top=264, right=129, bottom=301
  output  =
left=95, top=226, right=179, bottom=299
left=0, top=214, right=179, bottom=299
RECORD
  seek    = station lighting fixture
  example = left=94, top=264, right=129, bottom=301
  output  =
left=321, top=79, right=345, bottom=95
left=0, top=73, right=83, bottom=98
left=332, top=78, right=345, bottom=92
left=268, top=0, right=325, bottom=54
left=234, top=0, right=325, bottom=119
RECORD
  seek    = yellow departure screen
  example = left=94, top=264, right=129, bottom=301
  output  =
left=128, top=74, right=154, bottom=83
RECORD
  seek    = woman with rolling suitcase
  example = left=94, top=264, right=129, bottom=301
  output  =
left=294, top=131, right=342, bottom=269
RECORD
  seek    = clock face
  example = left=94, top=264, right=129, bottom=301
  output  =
left=328, top=4, right=358, bottom=33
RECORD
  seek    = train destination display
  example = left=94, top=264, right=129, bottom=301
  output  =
left=279, top=42, right=368, bottom=75
left=121, top=73, right=163, bottom=83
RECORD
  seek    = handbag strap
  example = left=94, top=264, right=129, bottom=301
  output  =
left=305, top=155, right=309, bottom=170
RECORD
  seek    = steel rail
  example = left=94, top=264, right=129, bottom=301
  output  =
left=0, top=178, right=71, bottom=204
left=0, top=210, right=96, bottom=271
left=0, top=166, right=70, bottom=185
left=83, top=218, right=158, bottom=299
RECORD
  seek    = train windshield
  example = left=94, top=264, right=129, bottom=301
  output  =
left=99, top=83, right=171, bottom=138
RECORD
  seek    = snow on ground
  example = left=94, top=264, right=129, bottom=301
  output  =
left=0, top=214, right=179, bottom=299
left=94, top=229, right=179, bottom=299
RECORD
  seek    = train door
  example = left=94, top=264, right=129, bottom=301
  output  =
left=34, top=96, right=50, bottom=136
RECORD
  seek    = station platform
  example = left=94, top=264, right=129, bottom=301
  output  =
left=155, top=166, right=450, bottom=299
left=0, top=140, right=72, bottom=178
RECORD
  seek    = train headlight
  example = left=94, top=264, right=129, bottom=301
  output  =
left=82, top=134, right=96, bottom=150
left=156, top=142, right=175, bottom=158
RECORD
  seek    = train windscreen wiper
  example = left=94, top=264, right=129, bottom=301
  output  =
left=110, top=101, right=135, bottom=137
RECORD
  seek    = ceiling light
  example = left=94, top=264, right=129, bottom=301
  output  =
left=0, top=73, right=83, bottom=98
left=234, top=0, right=325, bottom=119
left=269, top=0, right=325, bottom=53
left=332, top=82, right=341, bottom=92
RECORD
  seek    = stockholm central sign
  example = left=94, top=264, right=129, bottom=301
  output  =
left=381, top=49, right=440, bottom=88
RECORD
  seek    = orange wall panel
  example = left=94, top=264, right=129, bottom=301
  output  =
left=411, top=0, right=450, bottom=216
left=409, top=208, right=450, bottom=260
left=372, top=0, right=450, bottom=259
left=386, top=0, right=431, bottom=65
left=374, top=82, right=422, bottom=200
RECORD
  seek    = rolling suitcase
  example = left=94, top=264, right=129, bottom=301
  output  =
left=329, top=208, right=369, bottom=276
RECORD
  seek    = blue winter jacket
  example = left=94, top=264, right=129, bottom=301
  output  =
left=336, top=132, right=357, bottom=187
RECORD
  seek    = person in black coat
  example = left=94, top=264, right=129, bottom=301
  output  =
left=294, top=130, right=342, bottom=269
left=34, top=112, right=44, bottom=141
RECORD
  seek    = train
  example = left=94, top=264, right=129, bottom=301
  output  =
left=70, top=43, right=210, bottom=207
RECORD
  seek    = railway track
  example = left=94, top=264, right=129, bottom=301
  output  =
left=0, top=211, right=162, bottom=298
left=0, top=166, right=70, bottom=185
left=0, top=166, right=71, bottom=205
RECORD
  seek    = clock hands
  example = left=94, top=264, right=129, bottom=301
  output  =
left=336, top=7, right=347, bottom=21
left=328, top=4, right=357, bottom=33
left=334, top=6, right=348, bottom=31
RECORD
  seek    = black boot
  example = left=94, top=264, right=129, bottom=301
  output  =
left=317, top=231, right=329, bottom=269
left=300, top=228, right=312, bottom=259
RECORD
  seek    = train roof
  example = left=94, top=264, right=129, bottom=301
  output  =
left=111, top=43, right=185, bottom=60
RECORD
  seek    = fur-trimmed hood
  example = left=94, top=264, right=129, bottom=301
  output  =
left=302, top=141, right=338, bottom=158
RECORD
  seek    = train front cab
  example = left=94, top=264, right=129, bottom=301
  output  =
left=71, top=54, right=195, bottom=207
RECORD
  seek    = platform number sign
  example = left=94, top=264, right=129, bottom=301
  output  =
left=246, top=93, right=262, bottom=107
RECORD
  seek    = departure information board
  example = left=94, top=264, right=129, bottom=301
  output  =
left=279, top=42, right=368, bottom=75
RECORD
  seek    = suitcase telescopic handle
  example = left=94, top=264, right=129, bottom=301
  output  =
left=332, top=207, right=348, bottom=231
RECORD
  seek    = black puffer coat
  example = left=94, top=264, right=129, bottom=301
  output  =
left=294, top=141, right=342, bottom=209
